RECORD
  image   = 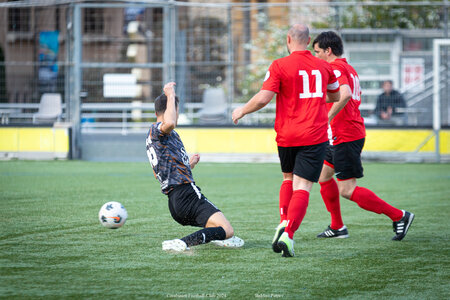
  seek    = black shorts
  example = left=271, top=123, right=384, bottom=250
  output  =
left=278, top=141, right=328, bottom=182
left=324, top=138, right=365, bottom=180
left=167, top=183, right=221, bottom=227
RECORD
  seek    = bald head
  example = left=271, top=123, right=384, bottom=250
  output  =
left=288, top=24, right=310, bottom=45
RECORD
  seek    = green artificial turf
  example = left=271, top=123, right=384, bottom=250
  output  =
left=1, top=161, right=449, bottom=299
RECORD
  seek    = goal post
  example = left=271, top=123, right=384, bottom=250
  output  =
left=433, top=39, right=450, bottom=163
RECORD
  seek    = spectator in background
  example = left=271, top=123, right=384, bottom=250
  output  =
left=375, top=80, right=406, bottom=125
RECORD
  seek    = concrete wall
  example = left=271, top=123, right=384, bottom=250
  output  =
left=1, top=127, right=448, bottom=162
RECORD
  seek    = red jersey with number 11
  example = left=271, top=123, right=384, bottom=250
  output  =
left=328, top=58, right=366, bottom=145
left=262, top=50, right=339, bottom=147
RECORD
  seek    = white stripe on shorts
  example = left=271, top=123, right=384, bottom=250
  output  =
left=191, top=183, right=219, bottom=210
left=191, top=183, right=202, bottom=199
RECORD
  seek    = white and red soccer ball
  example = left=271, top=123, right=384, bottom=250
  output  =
left=98, top=201, right=128, bottom=229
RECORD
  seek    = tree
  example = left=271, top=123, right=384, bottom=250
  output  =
left=313, top=0, right=445, bottom=29
left=237, top=13, right=289, bottom=103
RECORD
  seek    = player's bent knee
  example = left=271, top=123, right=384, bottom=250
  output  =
left=206, top=212, right=234, bottom=238
left=223, top=224, right=234, bottom=239
left=219, top=220, right=234, bottom=238
left=337, top=179, right=357, bottom=199
left=339, top=187, right=353, bottom=199
left=319, top=165, right=334, bottom=183
left=282, top=172, right=293, bottom=181
left=319, top=174, right=333, bottom=183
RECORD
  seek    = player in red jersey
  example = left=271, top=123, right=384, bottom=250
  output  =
left=232, top=24, right=340, bottom=257
left=312, top=31, right=414, bottom=241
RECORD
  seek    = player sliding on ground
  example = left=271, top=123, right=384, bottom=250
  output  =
left=232, top=24, right=340, bottom=257
left=312, top=31, right=414, bottom=241
left=146, top=82, right=244, bottom=252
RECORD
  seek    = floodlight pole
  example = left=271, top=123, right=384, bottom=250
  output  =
left=163, top=1, right=176, bottom=84
left=72, top=4, right=82, bottom=159
left=227, top=5, right=234, bottom=123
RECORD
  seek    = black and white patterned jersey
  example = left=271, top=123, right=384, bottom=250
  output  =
left=146, top=122, right=194, bottom=194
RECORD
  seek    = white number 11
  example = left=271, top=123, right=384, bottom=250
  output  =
left=299, top=70, right=323, bottom=99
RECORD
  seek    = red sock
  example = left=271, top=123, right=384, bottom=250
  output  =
left=279, top=180, right=293, bottom=222
left=284, top=190, right=310, bottom=239
left=350, top=186, right=403, bottom=222
left=320, top=178, right=344, bottom=230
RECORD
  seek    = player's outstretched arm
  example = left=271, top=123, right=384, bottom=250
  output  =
left=328, top=84, right=351, bottom=122
left=232, top=90, right=275, bottom=124
left=189, top=154, right=200, bottom=169
left=160, top=82, right=177, bottom=134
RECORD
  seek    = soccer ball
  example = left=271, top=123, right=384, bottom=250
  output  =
left=98, top=201, right=128, bottom=229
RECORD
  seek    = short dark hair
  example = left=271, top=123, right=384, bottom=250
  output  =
left=154, top=93, right=179, bottom=115
left=312, top=31, right=344, bottom=57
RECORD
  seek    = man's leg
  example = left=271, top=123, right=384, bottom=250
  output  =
left=277, top=175, right=312, bottom=257
left=277, top=146, right=295, bottom=223
left=272, top=172, right=293, bottom=253
left=277, top=142, right=327, bottom=256
left=339, top=178, right=414, bottom=240
left=328, top=138, right=414, bottom=240
left=205, top=212, right=234, bottom=238
left=318, top=163, right=344, bottom=231
left=283, top=175, right=313, bottom=239
left=272, top=146, right=295, bottom=253
left=279, top=173, right=293, bottom=222
left=179, top=212, right=232, bottom=247
left=208, top=212, right=245, bottom=248
left=164, top=185, right=233, bottom=251
left=338, top=179, right=403, bottom=222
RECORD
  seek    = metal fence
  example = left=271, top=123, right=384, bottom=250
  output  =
left=0, top=1, right=448, bottom=134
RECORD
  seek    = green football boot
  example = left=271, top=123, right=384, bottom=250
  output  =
left=272, top=220, right=287, bottom=253
left=277, top=232, right=295, bottom=257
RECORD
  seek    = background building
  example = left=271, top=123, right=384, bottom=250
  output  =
left=0, top=0, right=448, bottom=161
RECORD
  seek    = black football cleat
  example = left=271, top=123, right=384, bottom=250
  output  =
left=392, top=210, right=414, bottom=241
left=317, top=225, right=349, bottom=238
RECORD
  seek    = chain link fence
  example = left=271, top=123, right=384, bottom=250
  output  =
left=0, top=0, right=448, bottom=130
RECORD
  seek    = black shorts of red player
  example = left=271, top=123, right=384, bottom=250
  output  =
left=278, top=141, right=328, bottom=183
left=167, top=183, right=221, bottom=227
left=324, top=138, right=365, bottom=181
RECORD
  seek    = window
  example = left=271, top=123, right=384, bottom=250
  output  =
left=84, top=8, right=104, bottom=34
left=8, top=0, right=31, bottom=32
left=348, top=51, right=391, bottom=76
left=403, top=38, right=433, bottom=52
